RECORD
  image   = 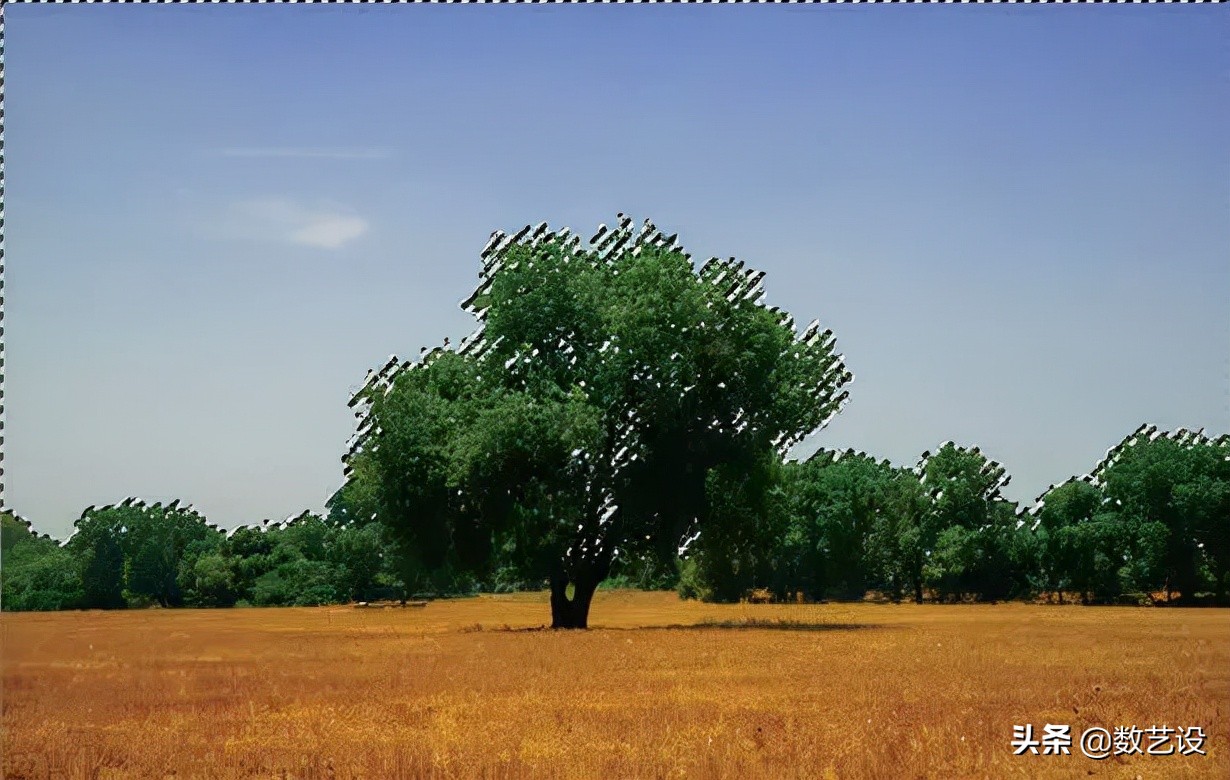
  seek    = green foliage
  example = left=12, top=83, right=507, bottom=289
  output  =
left=325, top=455, right=381, bottom=528
left=868, top=467, right=933, bottom=602
left=776, top=451, right=899, bottom=601
left=675, top=556, right=712, bottom=602
left=185, top=552, right=239, bottom=607
left=253, top=558, right=343, bottom=607
left=326, top=522, right=387, bottom=601
left=270, top=513, right=333, bottom=561
left=2, top=512, right=84, bottom=611
left=237, top=513, right=409, bottom=605
left=59, top=502, right=222, bottom=608
left=69, top=509, right=128, bottom=609
left=673, top=432, right=1229, bottom=607
left=2, top=511, right=41, bottom=554
left=1095, top=429, right=1230, bottom=603
left=1034, top=479, right=1102, bottom=600
left=4, top=499, right=446, bottom=611
left=678, top=453, right=787, bottom=603
left=916, top=445, right=1017, bottom=601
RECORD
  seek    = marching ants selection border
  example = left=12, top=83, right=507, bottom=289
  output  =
left=0, top=0, right=1223, bottom=6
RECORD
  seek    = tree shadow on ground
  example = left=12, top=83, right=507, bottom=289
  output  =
left=468, top=619, right=883, bottom=633
left=630, top=619, right=882, bottom=633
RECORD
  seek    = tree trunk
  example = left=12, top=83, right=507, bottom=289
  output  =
left=550, top=562, right=607, bottom=629
left=913, top=578, right=924, bottom=605
left=1175, top=566, right=1199, bottom=606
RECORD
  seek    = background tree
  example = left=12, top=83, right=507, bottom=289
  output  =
left=68, top=506, right=128, bottom=609
left=917, top=443, right=1013, bottom=602
left=123, top=503, right=217, bottom=607
left=972, top=497, right=1033, bottom=601
left=1, top=511, right=84, bottom=611
left=185, top=550, right=240, bottom=607
left=341, top=216, right=853, bottom=627
left=323, top=523, right=382, bottom=601
left=871, top=465, right=934, bottom=603
left=65, top=501, right=220, bottom=608
left=224, top=525, right=276, bottom=604
left=325, top=475, right=418, bottom=600
left=245, top=513, right=347, bottom=607
left=1092, top=426, right=1229, bottom=604
left=676, top=453, right=788, bottom=603
left=1175, top=443, right=1230, bottom=603
left=1062, top=512, right=1127, bottom=604
left=773, top=449, right=898, bottom=601
left=1033, top=479, right=1103, bottom=603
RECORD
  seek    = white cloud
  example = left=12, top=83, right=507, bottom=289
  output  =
left=289, top=214, right=369, bottom=250
left=221, top=198, right=371, bottom=250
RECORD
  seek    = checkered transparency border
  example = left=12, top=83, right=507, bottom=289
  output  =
left=0, top=0, right=1222, bottom=5
left=1, top=4, right=7, bottom=510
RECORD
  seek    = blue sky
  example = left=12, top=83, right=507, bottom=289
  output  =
left=5, top=5, right=1228, bottom=539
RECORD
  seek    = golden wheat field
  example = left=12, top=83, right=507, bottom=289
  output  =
left=2, top=591, right=1226, bottom=780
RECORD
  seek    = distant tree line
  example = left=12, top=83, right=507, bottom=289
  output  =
left=1, top=503, right=413, bottom=611
left=680, top=427, right=1229, bottom=607
left=3, top=424, right=1225, bottom=612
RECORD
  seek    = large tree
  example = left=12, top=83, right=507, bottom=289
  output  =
left=339, top=216, right=852, bottom=627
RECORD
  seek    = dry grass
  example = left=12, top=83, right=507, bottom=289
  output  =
left=2, top=591, right=1227, bottom=779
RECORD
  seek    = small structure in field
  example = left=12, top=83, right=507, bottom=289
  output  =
left=745, top=589, right=774, bottom=604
